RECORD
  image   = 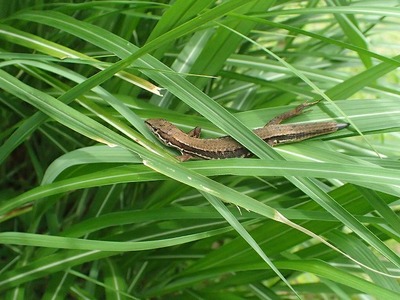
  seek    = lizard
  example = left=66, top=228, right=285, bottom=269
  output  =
left=145, top=101, right=348, bottom=161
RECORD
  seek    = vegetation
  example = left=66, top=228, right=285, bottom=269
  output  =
left=1, top=0, right=399, bottom=298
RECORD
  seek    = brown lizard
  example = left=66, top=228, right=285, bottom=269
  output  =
left=145, top=101, right=348, bottom=161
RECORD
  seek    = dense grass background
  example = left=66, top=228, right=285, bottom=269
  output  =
left=1, top=0, right=400, bottom=299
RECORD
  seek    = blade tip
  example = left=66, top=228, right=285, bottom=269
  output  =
left=337, top=123, right=350, bottom=130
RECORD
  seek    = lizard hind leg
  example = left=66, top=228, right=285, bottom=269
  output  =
left=265, top=100, right=321, bottom=126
